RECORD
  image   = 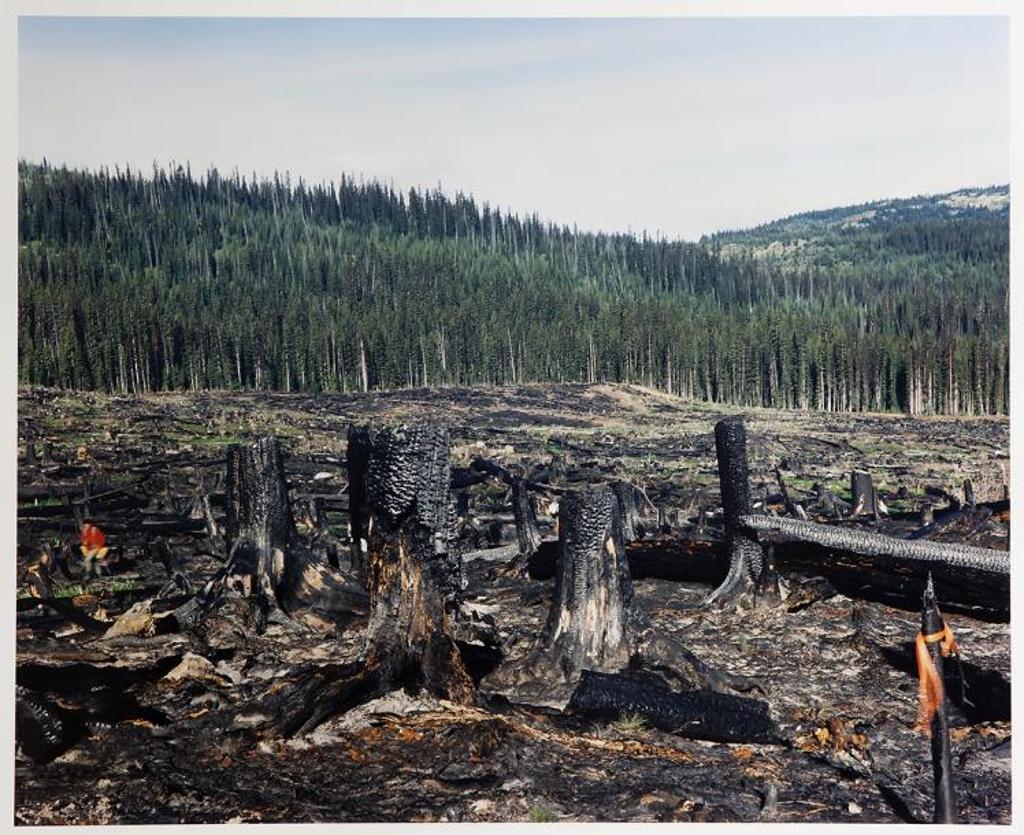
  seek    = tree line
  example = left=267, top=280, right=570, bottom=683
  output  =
left=18, top=160, right=1008, bottom=415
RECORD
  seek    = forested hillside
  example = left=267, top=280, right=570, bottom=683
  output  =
left=17, top=161, right=1008, bottom=415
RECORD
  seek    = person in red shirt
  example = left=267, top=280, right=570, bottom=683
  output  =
left=79, top=523, right=110, bottom=577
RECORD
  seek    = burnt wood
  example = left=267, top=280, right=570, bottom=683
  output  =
left=922, top=576, right=957, bottom=824
left=705, top=416, right=764, bottom=606
left=569, top=670, right=780, bottom=744
left=850, top=470, right=881, bottom=519
left=274, top=423, right=473, bottom=736
left=486, top=487, right=763, bottom=710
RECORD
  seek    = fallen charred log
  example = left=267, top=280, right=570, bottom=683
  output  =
left=739, top=515, right=1008, bottom=576
left=17, top=488, right=149, bottom=519
left=519, top=533, right=721, bottom=584
left=569, top=670, right=781, bottom=744
left=908, top=505, right=995, bottom=543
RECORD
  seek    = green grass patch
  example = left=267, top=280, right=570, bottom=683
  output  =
left=612, top=712, right=649, bottom=735
left=53, top=577, right=139, bottom=598
left=19, top=496, right=64, bottom=508
left=528, top=805, right=557, bottom=823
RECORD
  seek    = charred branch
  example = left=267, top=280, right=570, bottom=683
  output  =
left=775, top=467, right=808, bottom=520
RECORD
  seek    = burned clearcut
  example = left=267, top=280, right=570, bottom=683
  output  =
left=15, top=384, right=1010, bottom=824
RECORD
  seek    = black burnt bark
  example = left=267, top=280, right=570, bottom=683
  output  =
left=610, top=481, right=646, bottom=543
left=274, top=424, right=473, bottom=736
left=705, top=416, right=764, bottom=607
left=344, top=424, right=374, bottom=577
left=922, top=576, right=957, bottom=824
left=512, top=477, right=543, bottom=558
left=486, top=487, right=764, bottom=717
left=739, top=515, right=1008, bottom=576
left=569, top=671, right=780, bottom=744
left=174, top=436, right=366, bottom=633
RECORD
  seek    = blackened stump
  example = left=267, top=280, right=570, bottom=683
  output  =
left=850, top=470, right=881, bottom=519
left=496, top=476, right=544, bottom=577
left=512, top=477, right=543, bottom=557
left=537, top=489, right=640, bottom=678
left=175, top=436, right=366, bottom=633
left=485, top=487, right=764, bottom=718
left=275, top=424, right=473, bottom=736
left=224, top=437, right=294, bottom=621
left=345, top=424, right=374, bottom=577
left=705, top=416, right=764, bottom=607
left=610, top=481, right=645, bottom=543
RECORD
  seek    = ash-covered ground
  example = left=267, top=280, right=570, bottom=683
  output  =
left=15, top=384, right=1010, bottom=824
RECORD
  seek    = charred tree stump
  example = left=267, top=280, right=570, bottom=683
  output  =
left=610, top=481, right=646, bottom=543
left=173, top=436, right=366, bottom=633
left=345, top=424, right=374, bottom=577
left=227, top=436, right=367, bottom=626
left=274, top=424, right=473, bottom=736
left=810, top=482, right=849, bottom=520
left=962, top=479, right=975, bottom=509
left=496, top=477, right=546, bottom=577
left=705, top=417, right=764, bottom=607
left=850, top=470, right=883, bottom=520
left=512, top=477, right=543, bottom=557
left=523, top=489, right=640, bottom=682
left=485, top=487, right=765, bottom=720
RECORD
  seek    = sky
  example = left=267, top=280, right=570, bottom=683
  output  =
left=18, top=16, right=1010, bottom=240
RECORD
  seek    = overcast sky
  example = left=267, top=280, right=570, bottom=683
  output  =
left=18, top=16, right=1009, bottom=240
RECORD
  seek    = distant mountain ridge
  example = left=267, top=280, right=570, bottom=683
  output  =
left=706, top=185, right=1008, bottom=264
left=709, top=184, right=1008, bottom=248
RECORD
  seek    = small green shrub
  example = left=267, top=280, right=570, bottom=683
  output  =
left=612, top=712, right=649, bottom=734
left=528, top=805, right=557, bottom=823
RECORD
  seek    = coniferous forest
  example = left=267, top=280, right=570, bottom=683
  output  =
left=17, top=160, right=1009, bottom=415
